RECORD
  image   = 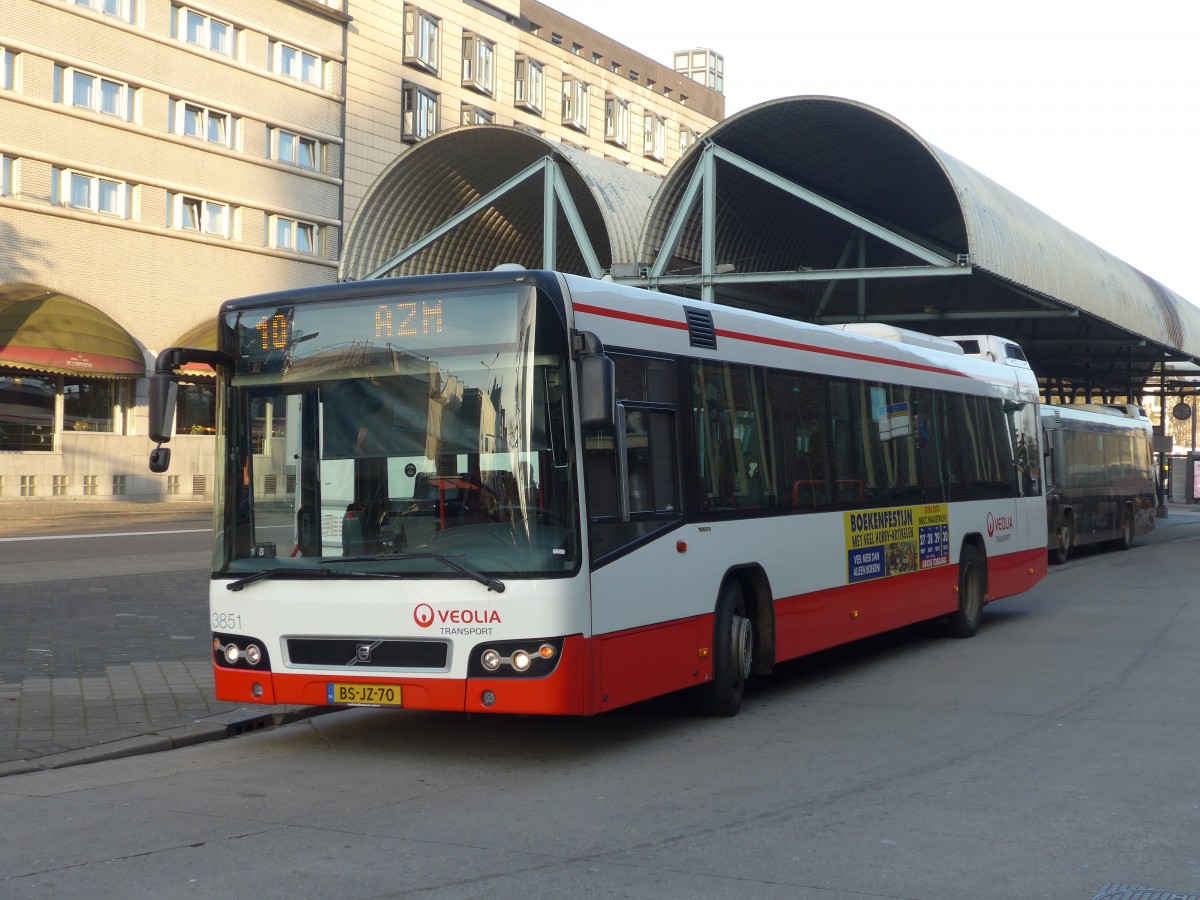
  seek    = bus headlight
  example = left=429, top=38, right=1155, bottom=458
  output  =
left=467, top=638, right=565, bottom=678
left=224, top=643, right=241, bottom=665
left=245, top=644, right=262, bottom=666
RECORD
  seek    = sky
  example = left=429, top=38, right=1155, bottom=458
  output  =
left=546, top=0, right=1200, bottom=306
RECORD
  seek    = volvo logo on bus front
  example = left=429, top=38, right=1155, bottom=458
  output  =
left=356, top=643, right=373, bottom=663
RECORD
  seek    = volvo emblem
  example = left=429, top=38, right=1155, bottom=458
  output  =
left=350, top=642, right=379, bottom=665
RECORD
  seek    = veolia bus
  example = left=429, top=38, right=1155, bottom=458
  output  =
left=148, top=268, right=1047, bottom=716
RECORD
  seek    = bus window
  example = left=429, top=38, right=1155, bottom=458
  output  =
left=764, top=369, right=830, bottom=511
left=691, top=360, right=770, bottom=512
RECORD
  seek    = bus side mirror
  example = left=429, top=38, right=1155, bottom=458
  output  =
left=148, top=373, right=178, bottom=444
left=149, top=446, right=171, bottom=474
left=575, top=331, right=615, bottom=430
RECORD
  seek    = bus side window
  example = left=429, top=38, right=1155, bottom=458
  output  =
left=765, top=369, right=829, bottom=511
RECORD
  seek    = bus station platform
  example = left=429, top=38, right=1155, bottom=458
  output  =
left=2, top=499, right=1200, bottom=776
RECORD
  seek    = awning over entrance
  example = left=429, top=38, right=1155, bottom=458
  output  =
left=0, top=285, right=145, bottom=377
left=168, top=317, right=219, bottom=376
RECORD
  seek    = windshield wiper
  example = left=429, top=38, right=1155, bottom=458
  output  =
left=320, top=552, right=506, bottom=593
left=226, top=567, right=343, bottom=592
left=225, top=566, right=412, bottom=592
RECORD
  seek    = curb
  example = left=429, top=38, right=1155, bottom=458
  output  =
left=0, top=705, right=336, bottom=778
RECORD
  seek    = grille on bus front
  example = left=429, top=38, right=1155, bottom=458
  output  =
left=286, top=638, right=449, bottom=669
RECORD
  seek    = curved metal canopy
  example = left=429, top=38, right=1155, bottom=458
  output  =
left=0, top=284, right=145, bottom=378
left=640, top=95, right=1200, bottom=399
left=338, top=99, right=1199, bottom=402
left=340, top=125, right=660, bottom=281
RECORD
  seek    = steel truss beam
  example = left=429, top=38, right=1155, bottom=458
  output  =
left=365, top=155, right=603, bottom=280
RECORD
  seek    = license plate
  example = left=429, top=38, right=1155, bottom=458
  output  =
left=327, top=683, right=402, bottom=707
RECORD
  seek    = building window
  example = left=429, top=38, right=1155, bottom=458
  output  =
left=403, top=5, right=439, bottom=74
left=175, top=7, right=234, bottom=57
left=628, top=70, right=639, bottom=83
left=401, top=82, right=438, bottom=141
left=460, top=104, right=493, bottom=126
left=0, top=155, right=12, bottom=197
left=679, top=127, right=698, bottom=154
left=270, top=128, right=320, bottom=171
left=271, top=215, right=318, bottom=254
left=53, top=475, right=68, bottom=496
left=643, top=112, right=665, bottom=161
left=170, top=99, right=234, bottom=148
left=550, top=33, right=562, bottom=46
left=20, top=476, right=35, bottom=496
left=176, top=383, right=215, bottom=434
left=514, top=55, right=543, bottom=115
left=0, top=374, right=55, bottom=451
left=604, top=94, right=629, bottom=148
left=169, top=193, right=231, bottom=237
left=561, top=76, right=588, bottom=133
left=76, top=0, right=136, bottom=24
left=61, top=67, right=134, bottom=120
left=461, top=33, right=494, bottom=95
left=272, top=42, right=322, bottom=87
left=64, top=378, right=125, bottom=433
left=53, top=168, right=132, bottom=218
left=84, top=475, right=99, bottom=495
left=3, top=49, right=16, bottom=91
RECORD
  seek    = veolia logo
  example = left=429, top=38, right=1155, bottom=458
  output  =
left=987, top=512, right=1014, bottom=537
left=413, top=604, right=503, bottom=627
left=414, top=604, right=435, bottom=628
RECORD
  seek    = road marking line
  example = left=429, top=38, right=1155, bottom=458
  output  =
left=0, top=528, right=211, bottom=542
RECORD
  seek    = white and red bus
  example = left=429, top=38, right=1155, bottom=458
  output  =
left=148, top=269, right=1047, bottom=716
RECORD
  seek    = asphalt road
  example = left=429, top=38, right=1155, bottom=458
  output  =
left=2, top=509, right=1200, bottom=899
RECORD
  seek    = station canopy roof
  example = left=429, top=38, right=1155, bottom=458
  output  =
left=341, top=100, right=1200, bottom=402
left=0, top=285, right=145, bottom=378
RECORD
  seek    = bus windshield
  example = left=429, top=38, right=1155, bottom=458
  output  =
left=216, top=282, right=579, bottom=580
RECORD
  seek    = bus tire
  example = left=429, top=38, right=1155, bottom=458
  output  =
left=1050, top=515, right=1072, bottom=565
left=946, top=544, right=985, bottom=639
left=1111, top=511, right=1134, bottom=551
left=704, top=580, right=753, bottom=716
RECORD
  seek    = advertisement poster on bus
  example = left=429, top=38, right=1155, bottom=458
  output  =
left=844, top=504, right=950, bottom=584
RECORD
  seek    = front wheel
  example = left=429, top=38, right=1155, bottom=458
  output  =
left=704, top=580, right=753, bottom=716
left=946, top=544, right=985, bottom=639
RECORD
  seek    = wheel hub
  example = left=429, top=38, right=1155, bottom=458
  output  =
left=731, top=615, right=753, bottom=680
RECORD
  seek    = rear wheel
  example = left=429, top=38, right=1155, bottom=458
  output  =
left=946, top=544, right=985, bottom=639
left=1110, top=511, right=1134, bottom=551
left=704, top=580, right=753, bottom=716
left=1050, top=515, right=1073, bottom=565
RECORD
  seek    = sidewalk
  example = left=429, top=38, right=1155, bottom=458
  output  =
left=2, top=498, right=1199, bottom=777
left=0, top=496, right=329, bottom=777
